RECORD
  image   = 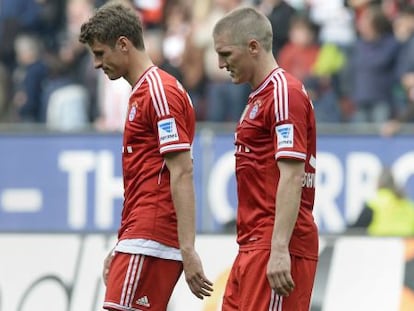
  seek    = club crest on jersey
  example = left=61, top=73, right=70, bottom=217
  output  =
left=276, top=124, right=294, bottom=148
left=249, top=102, right=260, bottom=119
left=128, top=105, right=137, bottom=122
left=158, top=118, right=179, bottom=144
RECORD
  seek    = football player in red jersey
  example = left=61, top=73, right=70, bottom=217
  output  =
left=213, top=7, right=319, bottom=311
left=79, top=2, right=212, bottom=310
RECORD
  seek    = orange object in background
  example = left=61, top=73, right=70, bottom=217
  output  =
left=133, top=0, right=166, bottom=26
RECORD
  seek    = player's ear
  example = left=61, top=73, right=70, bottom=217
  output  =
left=248, top=39, right=260, bottom=55
left=117, top=36, right=129, bottom=52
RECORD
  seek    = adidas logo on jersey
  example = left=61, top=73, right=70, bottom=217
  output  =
left=136, top=295, right=151, bottom=308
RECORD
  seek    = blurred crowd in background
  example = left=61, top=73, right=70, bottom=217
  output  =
left=0, top=0, right=414, bottom=134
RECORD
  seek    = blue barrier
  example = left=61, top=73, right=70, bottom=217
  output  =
left=0, top=132, right=413, bottom=233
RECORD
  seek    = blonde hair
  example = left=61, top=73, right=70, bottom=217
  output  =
left=213, top=6, right=273, bottom=52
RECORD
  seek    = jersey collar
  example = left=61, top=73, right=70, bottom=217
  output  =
left=249, top=67, right=284, bottom=99
left=131, top=65, right=157, bottom=95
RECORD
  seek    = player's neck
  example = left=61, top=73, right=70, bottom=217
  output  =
left=250, top=56, right=279, bottom=90
left=125, top=50, right=154, bottom=86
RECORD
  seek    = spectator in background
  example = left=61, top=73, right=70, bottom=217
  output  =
left=307, top=0, right=356, bottom=49
left=278, top=12, right=346, bottom=123
left=0, top=0, right=65, bottom=74
left=256, top=0, right=298, bottom=57
left=381, top=5, right=414, bottom=136
left=133, top=0, right=166, bottom=29
left=0, top=0, right=65, bottom=124
left=41, top=0, right=96, bottom=130
left=180, top=4, right=208, bottom=120
left=160, top=1, right=192, bottom=81
left=179, top=0, right=216, bottom=120
left=11, top=33, right=48, bottom=123
left=0, top=63, right=11, bottom=121
left=0, top=0, right=45, bottom=71
left=278, top=15, right=320, bottom=83
left=309, top=42, right=347, bottom=122
left=351, top=167, right=414, bottom=236
left=34, top=0, right=68, bottom=52
left=347, top=4, right=399, bottom=123
left=307, top=0, right=356, bottom=121
left=348, top=0, right=380, bottom=21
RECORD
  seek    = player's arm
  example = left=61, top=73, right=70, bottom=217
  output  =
left=267, top=158, right=304, bottom=296
left=164, top=151, right=213, bottom=299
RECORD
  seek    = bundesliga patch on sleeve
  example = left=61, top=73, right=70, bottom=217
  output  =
left=158, top=118, right=179, bottom=144
left=276, top=124, right=294, bottom=148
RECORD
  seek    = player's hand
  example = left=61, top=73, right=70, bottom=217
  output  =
left=102, top=248, right=115, bottom=286
left=266, top=248, right=295, bottom=297
left=181, top=249, right=213, bottom=299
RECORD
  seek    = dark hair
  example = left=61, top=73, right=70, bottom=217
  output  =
left=369, top=4, right=393, bottom=35
left=79, top=2, right=145, bottom=49
left=378, top=167, right=405, bottom=198
left=289, top=14, right=319, bottom=37
left=399, top=5, right=414, bottom=18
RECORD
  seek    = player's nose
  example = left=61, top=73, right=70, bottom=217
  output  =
left=94, top=58, right=103, bottom=69
left=218, top=57, right=227, bottom=70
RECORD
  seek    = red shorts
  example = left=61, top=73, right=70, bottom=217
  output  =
left=103, top=252, right=183, bottom=311
left=222, top=249, right=317, bottom=311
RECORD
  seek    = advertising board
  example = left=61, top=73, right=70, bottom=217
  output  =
left=0, top=133, right=413, bottom=233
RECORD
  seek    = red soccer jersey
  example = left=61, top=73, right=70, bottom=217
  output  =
left=235, top=68, right=318, bottom=260
left=119, top=66, right=195, bottom=248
